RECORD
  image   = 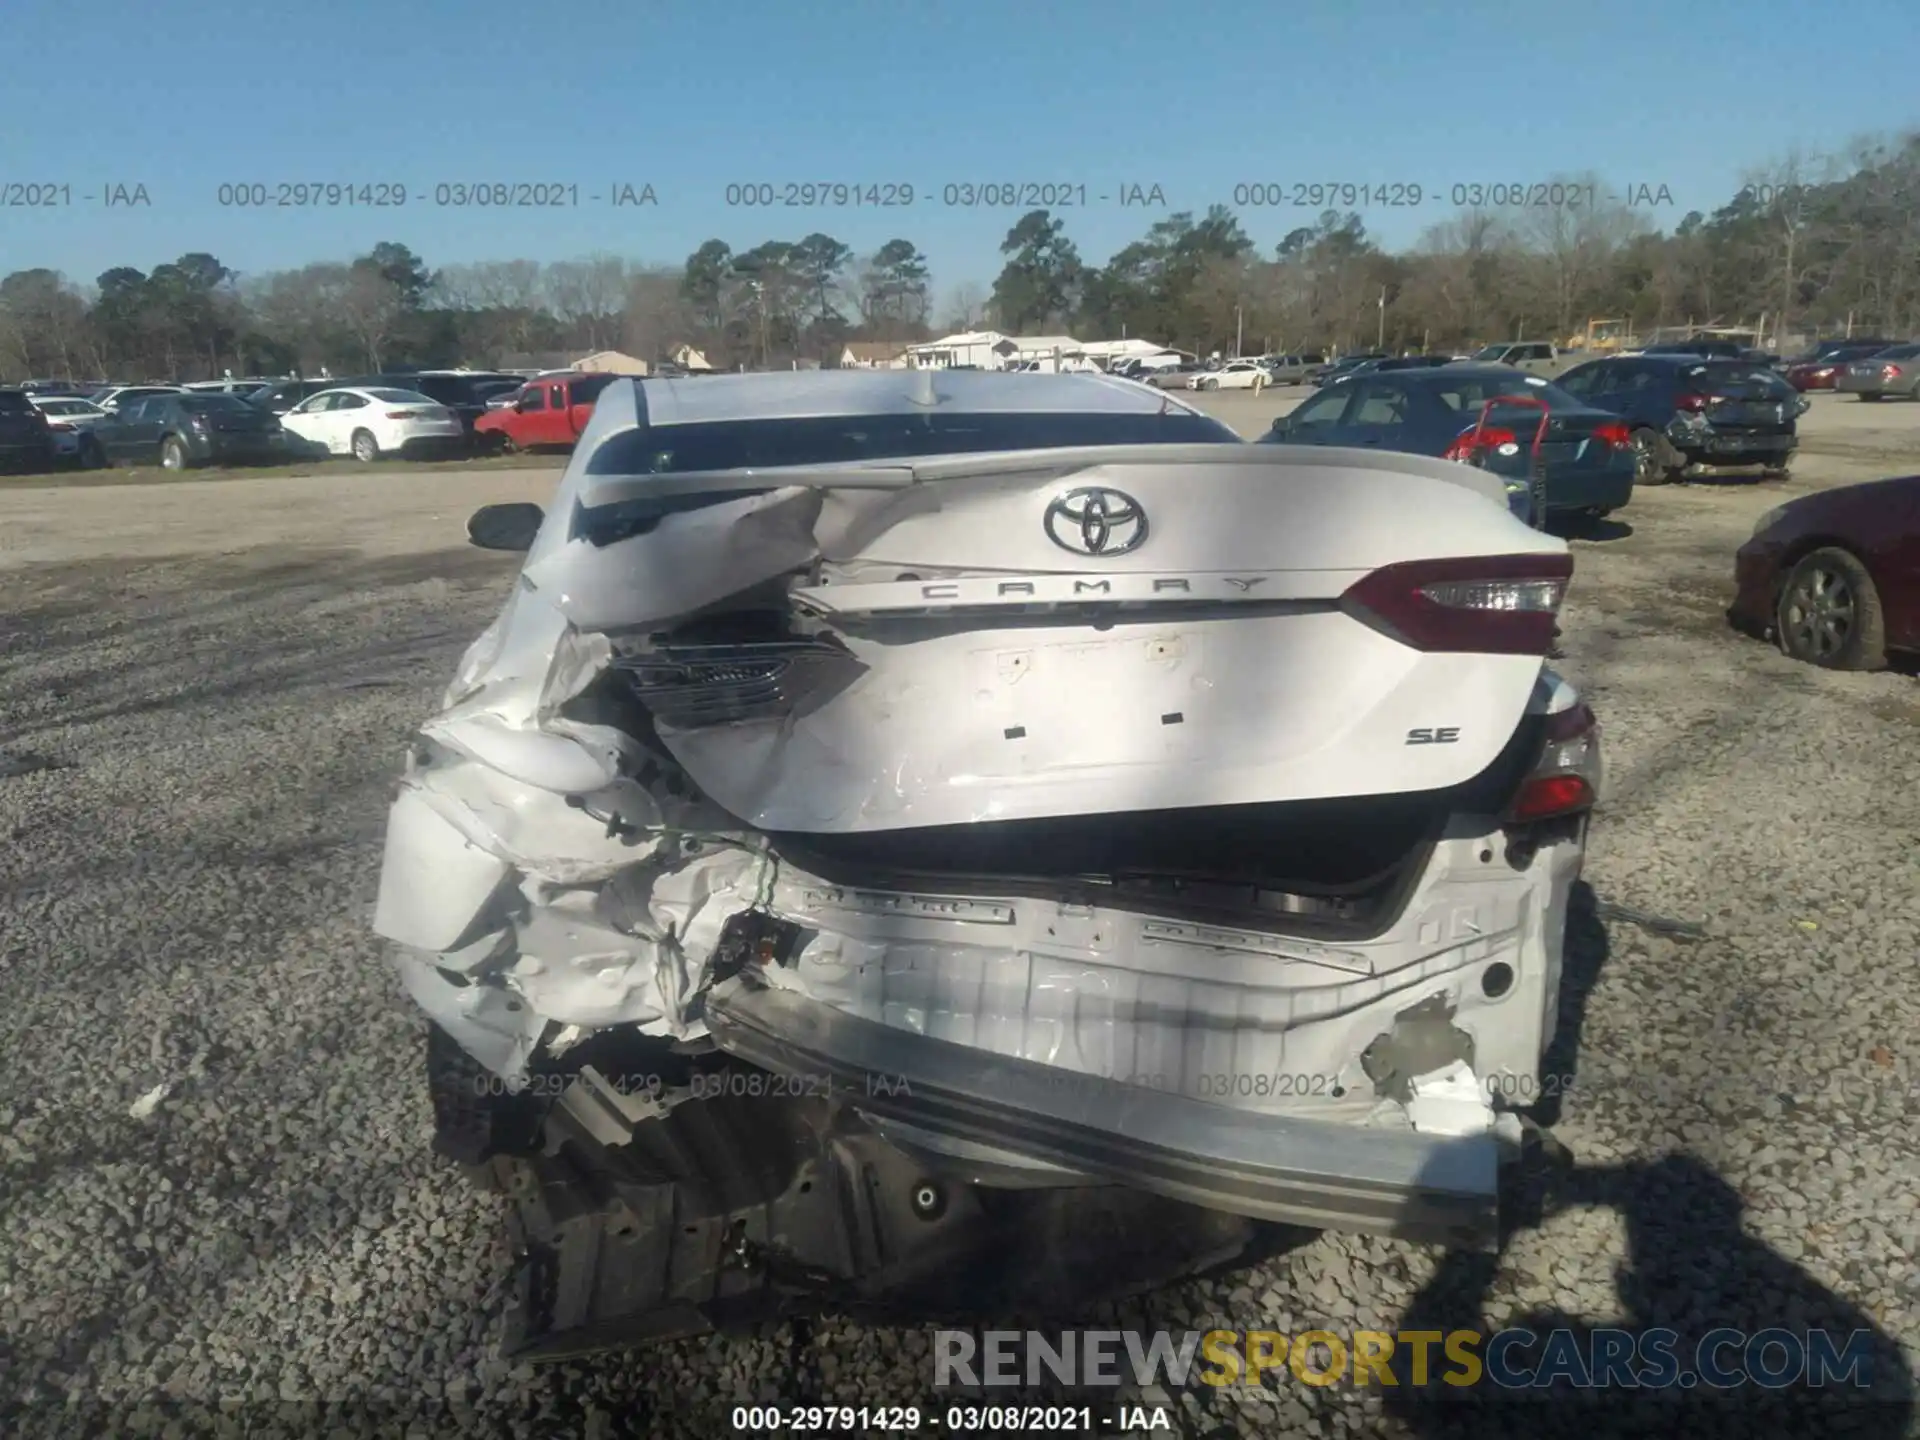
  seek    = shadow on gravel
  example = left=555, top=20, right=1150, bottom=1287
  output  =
left=1379, top=883, right=1915, bottom=1437
left=1380, top=1152, right=1914, bottom=1438
left=1552, top=517, right=1634, bottom=543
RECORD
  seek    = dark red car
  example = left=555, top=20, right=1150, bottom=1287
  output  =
left=1784, top=341, right=1898, bottom=392
left=1730, top=474, right=1920, bottom=669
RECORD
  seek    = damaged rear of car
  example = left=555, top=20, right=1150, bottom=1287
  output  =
left=370, top=370, right=1601, bottom=1355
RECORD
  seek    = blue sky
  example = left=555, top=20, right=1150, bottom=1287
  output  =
left=2, top=0, right=1914, bottom=310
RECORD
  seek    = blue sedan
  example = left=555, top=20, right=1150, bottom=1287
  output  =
left=1260, top=365, right=1637, bottom=526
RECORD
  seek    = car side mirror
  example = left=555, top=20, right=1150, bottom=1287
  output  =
left=1269, top=415, right=1293, bottom=435
left=1796, top=398, right=1811, bottom=416
left=467, top=502, right=544, bottom=552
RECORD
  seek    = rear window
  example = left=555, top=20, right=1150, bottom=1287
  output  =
left=182, top=394, right=250, bottom=411
left=1696, top=362, right=1790, bottom=392
left=1872, top=344, right=1920, bottom=359
left=585, top=410, right=1243, bottom=478
left=367, top=388, right=437, bottom=404
left=0, top=391, right=33, bottom=414
left=1430, top=375, right=1574, bottom=412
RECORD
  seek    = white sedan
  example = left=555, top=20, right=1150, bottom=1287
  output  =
left=278, top=386, right=465, bottom=462
left=1186, top=360, right=1268, bottom=392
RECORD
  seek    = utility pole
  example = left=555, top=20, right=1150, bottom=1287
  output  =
left=1376, top=288, right=1387, bottom=349
left=1234, top=305, right=1244, bottom=359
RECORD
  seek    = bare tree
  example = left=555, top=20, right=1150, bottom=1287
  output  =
left=545, top=255, right=631, bottom=351
left=337, top=265, right=405, bottom=372
left=620, top=266, right=692, bottom=362
left=1512, top=175, right=1645, bottom=341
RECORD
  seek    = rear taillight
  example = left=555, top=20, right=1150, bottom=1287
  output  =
left=1674, top=393, right=1707, bottom=412
left=386, top=409, right=424, bottom=420
left=47, top=421, right=72, bottom=431
left=1441, top=426, right=1517, bottom=462
left=1592, top=421, right=1631, bottom=449
left=1885, top=365, right=1902, bottom=378
left=1506, top=702, right=1602, bottom=823
left=614, top=636, right=864, bottom=727
left=1340, top=553, right=1573, bottom=656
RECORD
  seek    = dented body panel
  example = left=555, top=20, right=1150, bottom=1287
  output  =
left=372, top=372, right=1597, bottom=1322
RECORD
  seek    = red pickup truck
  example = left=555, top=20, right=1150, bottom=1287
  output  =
left=474, top=371, right=618, bottom=452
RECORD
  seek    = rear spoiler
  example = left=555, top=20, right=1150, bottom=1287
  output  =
left=569, top=442, right=1515, bottom=511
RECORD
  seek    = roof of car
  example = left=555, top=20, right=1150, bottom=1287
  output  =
left=622, top=368, right=1212, bottom=428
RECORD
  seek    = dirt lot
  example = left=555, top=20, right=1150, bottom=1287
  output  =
left=1, top=394, right=1916, bottom=1437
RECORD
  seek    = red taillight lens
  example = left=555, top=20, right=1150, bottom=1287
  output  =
left=386, top=410, right=423, bottom=419
left=1340, top=553, right=1573, bottom=656
left=1592, top=421, right=1631, bottom=449
left=1674, top=392, right=1707, bottom=412
left=1506, top=702, right=1602, bottom=823
left=1441, top=425, right=1518, bottom=462
left=1885, top=365, right=1902, bottom=378
left=1509, top=773, right=1595, bottom=822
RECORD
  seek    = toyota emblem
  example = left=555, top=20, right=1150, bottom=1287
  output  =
left=1043, top=486, right=1148, bottom=556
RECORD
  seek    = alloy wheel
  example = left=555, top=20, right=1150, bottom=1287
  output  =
left=1780, top=565, right=1855, bottom=661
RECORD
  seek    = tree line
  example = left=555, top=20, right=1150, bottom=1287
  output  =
left=1, top=134, right=1915, bottom=382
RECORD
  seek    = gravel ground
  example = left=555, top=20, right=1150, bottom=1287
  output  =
left=2, top=397, right=1917, bottom=1439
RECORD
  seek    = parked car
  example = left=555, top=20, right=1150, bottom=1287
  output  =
left=1187, top=359, right=1268, bottom=392
left=1730, top=474, right=1920, bottom=670
left=372, top=370, right=1595, bottom=1344
left=1261, top=365, right=1635, bottom=525
left=472, top=371, right=618, bottom=451
left=0, top=388, right=58, bottom=473
left=1357, top=355, right=1457, bottom=376
left=1553, top=354, right=1804, bottom=483
left=339, top=371, right=527, bottom=450
left=90, top=392, right=293, bottom=470
left=482, top=383, right=524, bottom=410
left=183, top=379, right=275, bottom=396
left=277, top=386, right=466, bottom=462
left=1784, top=343, right=1896, bottom=392
left=1636, top=339, right=1750, bottom=359
left=1139, top=363, right=1207, bottom=391
left=28, top=394, right=112, bottom=466
left=1258, top=353, right=1327, bottom=385
left=248, top=377, right=344, bottom=414
left=1312, top=352, right=1388, bottom=386
left=1834, top=343, right=1920, bottom=401
left=89, top=383, right=186, bottom=414
left=1467, top=341, right=1566, bottom=377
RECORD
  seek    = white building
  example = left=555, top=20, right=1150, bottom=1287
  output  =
left=838, top=341, right=914, bottom=370
left=1074, top=338, right=1171, bottom=364
left=904, top=330, right=1009, bottom=370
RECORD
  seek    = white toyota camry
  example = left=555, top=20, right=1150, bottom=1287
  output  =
left=368, top=370, right=1600, bottom=1350
left=277, top=386, right=464, bottom=462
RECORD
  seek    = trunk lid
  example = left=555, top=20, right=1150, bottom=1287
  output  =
left=1687, top=364, right=1796, bottom=431
left=519, top=443, right=1567, bottom=835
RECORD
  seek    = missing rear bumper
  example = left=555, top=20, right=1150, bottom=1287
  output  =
left=703, top=976, right=1503, bottom=1251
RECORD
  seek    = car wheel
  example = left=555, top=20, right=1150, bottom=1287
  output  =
left=80, top=435, right=108, bottom=469
left=351, top=428, right=380, bottom=463
left=160, top=436, right=186, bottom=471
left=1859, top=392, right=1882, bottom=402
left=1628, top=427, right=1676, bottom=485
left=1775, top=546, right=1887, bottom=671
